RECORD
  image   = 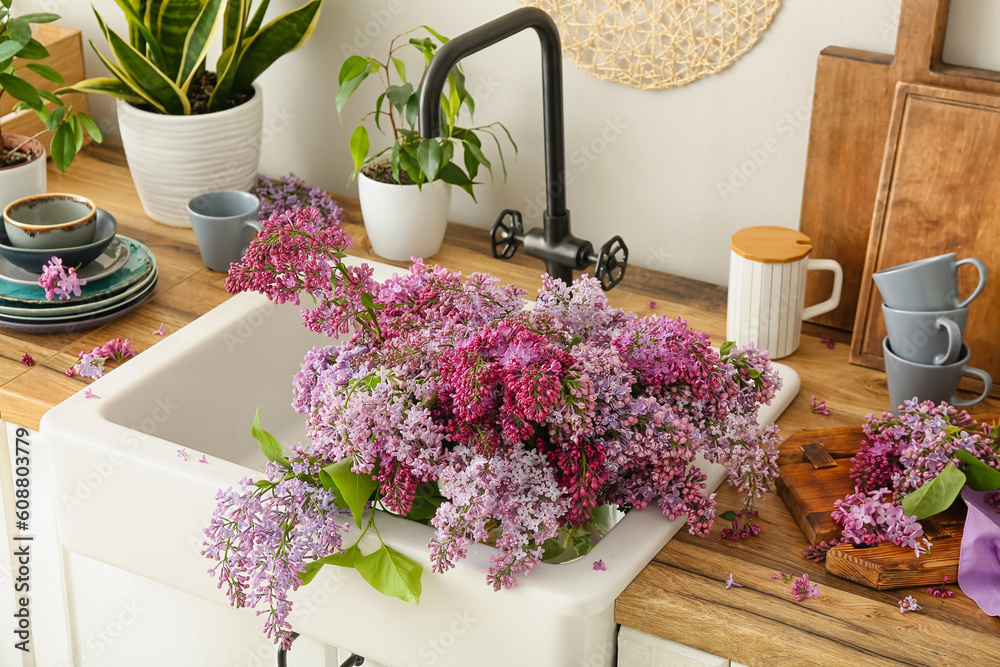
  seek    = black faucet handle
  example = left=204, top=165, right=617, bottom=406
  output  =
left=491, top=209, right=524, bottom=260
left=595, top=236, right=628, bottom=291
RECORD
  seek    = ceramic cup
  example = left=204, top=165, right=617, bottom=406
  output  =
left=727, top=226, right=843, bottom=359
left=883, top=337, right=992, bottom=412
left=881, top=303, right=968, bottom=366
left=3, top=193, right=98, bottom=249
left=873, top=252, right=987, bottom=311
left=187, top=190, right=262, bottom=272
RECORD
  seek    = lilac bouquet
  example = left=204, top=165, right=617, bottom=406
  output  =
left=203, top=206, right=782, bottom=648
left=823, top=399, right=1000, bottom=560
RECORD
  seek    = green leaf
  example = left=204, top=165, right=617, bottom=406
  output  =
left=360, top=292, right=377, bottom=310
left=720, top=341, right=736, bottom=357
left=540, top=538, right=565, bottom=562
left=954, top=450, right=1000, bottom=492
left=251, top=408, right=289, bottom=468
left=349, top=125, right=369, bottom=176
left=0, top=73, right=42, bottom=110
left=404, top=94, right=418, bottom=129
left=398, top=144, right=423, bottom=185
left=373, top=91, right=386, bottom=132
left=49, top=123, right=76, bottom=173
left=38, top=89, right=61, bottom=105
left=353, top=544, right=422, bottom=604
left=112, top=0, right=167, bottom=70
left=177, top=0, right=224, bottom=92
left=0, top=40, right=23, bottom=61
left=56, top=77, right=145, bottom=105
left=335, top=63, right=372, bottom=118
left=15, top=38, right=48, bottom=60
left=24, top=63, right=65, bottom=84
left=385, top=82, right=412, bottom=111
left=391, top=56, right=406, bottom=82
left=338, top=55, right=368, bottom=85
left=79, top=112, right=104, bottom=143
left=71, top=115, right=85, bottom=152
left=298, top=544, right=362, bottom=585
left=719, top=510, right=738, bottom=522
left=44, top=105, right=66, bottom=133
left=417, top=140, right=443, bottom=182
left=245, top=0, right=271, bottom=37
left=156, top=0, right=206, bottom=80
left=6, top=18, right=31, bottom=45
left=438, top=162, right=474, bottom=199
left=464, top=140, right=491, bottom=175
left=901, top=464, right=966, bottom=520
left=221, top=0, right=248, bottom=54
left=15, top=12, right=60, bottom=24
left=254, top=479, right=275, bottom=490
left=325, top=457, right=378, bottom=528
left=230, top=0, right=322, bottom=94
left=419, top=25, right=449, bottom=44
left=390, top=141, right=401, bottom=184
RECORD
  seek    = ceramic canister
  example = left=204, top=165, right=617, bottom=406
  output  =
left=727, top=226, right=843, bottom=359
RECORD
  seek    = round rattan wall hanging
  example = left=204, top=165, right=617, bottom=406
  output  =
left=517, top=0, right=782, bottom=90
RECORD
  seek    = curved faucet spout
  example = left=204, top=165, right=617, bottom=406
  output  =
left=417, top=7, right=567, bottom=219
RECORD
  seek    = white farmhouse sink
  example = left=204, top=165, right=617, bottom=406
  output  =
left=41, top=258, right=799, bottom=667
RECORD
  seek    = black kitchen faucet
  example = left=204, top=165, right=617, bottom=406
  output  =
left=417, top=7, right=628, bottom=289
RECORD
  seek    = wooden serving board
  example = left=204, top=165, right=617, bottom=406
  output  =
left=850, top=84, right=1000, bottom=400
left=799, top=0, right=1000, bottom=331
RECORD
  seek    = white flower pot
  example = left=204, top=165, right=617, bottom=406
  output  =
left=0, top=135, right=47, bottom=213
left=116, top=83, right=264, bottom=227
left=358, top=171, right=451, bottom=261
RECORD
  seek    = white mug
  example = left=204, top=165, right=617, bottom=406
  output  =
left=726, top=226, right=843, bottom=359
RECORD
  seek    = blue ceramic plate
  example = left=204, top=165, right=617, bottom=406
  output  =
left=0, top=236, right=130, bottom=285
left=0, top=268, right=157, bottom=318
left=0, top=276, right=157, bottom=334
left=0, top=236, right=153, bottom=308
left=0, top=208, right=118, bottom=273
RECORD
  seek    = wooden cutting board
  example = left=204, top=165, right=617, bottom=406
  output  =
left=799, top=0, right=1000, bottom=331
left=850, top=84, right=1000, bottom=399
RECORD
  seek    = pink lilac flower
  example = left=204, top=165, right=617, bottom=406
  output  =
left=252, top=173, right=343, bottom=223
left=832, top=489, right=929, bottom=557
left=153, top=323, right=166, bottom=336
left=199, top=455, right=209, bottom=465
left=725, top=573, right=741, bottom=589
left=215, top=216, right=783, bottom=646
left=927, top=587, right=953, bottom=598
left=37, top=257, right=87, bottom=300
left=811, top=395, right=831, bottom=415
left=649, top=300, right=657, bottom=309
left=98, top=338, right=137, bottom=363
left=791, top=573, right=819, bottom=601
left=771, top=572, right=793, bottom=582
left=19, top=353, right=34, bottom=367
left=65, top=368, right=75, bottom=377
left=802, top=537, right=849, bottom=563
left=819, top=334, right=835, bottom=349
left=593, top=559, right=606, bottom=571
left=83, top=388, right=99, bottom=399
left=177, top=448, right=188, bottom=461
left=898, top=595, right=923, bottom=613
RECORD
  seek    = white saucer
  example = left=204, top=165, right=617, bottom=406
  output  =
left=0, top=236, right=131, bottom=286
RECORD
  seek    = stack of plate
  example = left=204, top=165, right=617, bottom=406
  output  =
left=0, top=210, right=158, bottom=334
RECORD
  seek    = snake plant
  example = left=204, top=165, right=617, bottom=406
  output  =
left=63, top=0, right=322, bottom=115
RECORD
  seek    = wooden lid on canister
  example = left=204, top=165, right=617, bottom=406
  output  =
left=730, top=226, right=812, bottom=264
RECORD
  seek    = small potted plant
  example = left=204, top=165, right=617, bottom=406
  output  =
left=337, top=27, right=516, bottom=261
left=0, top=5, right=101, bottom=210
left=61, top=0, right=322, bottom=226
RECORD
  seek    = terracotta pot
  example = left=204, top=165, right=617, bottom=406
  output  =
left=116, top=83, right=264, bottom=227
left=0, top=135, right=47, bottom=214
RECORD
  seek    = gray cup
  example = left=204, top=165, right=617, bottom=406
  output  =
left=873, top=252, right=987, bottom=311
left=882, top=303, right=968, bottom=366
left=187, top=190, right=262, bottom=272
left=883, top=337, right=992, bottom=412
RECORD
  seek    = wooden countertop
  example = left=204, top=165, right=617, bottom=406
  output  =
left=2, top=145, right=998, bottom=664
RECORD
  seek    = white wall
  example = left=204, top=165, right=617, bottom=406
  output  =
left=27, top=0, right=1000, bottom=285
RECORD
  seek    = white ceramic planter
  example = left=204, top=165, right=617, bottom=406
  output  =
left=116, top=83, right=264, bottom=227
left=0, top=135, right=46, bottom=213
left=358, top=171, right=451, bottom=261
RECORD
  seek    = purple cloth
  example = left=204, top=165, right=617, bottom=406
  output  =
left=959, top=487, right=1000, bottom=616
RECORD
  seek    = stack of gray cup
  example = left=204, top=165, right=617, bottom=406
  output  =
left=875, top=252, right=992, bottom=412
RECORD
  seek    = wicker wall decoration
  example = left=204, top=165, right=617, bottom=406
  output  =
left=517, top=0, right=782, bottom=90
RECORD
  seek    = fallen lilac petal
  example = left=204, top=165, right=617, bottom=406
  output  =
left=154, top=323, right=167, bottom=336
left=592, top=560, right=606, bottom=571
left=83, top=388, right=99, bottom=399
left=177, top=448, right=188, bottom=461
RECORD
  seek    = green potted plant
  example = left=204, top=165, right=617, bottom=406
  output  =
left=337, top=27, right=516, bottom=261
left=0, top=4, right=102, bottom=211
left=61, top=0, right=322, bottom=227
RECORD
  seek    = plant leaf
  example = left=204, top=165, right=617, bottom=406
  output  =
left=113, top=0, right=167, bottom=70
left=24, top=63, right=65, bottom=85
left=298, top=544, right=362, bottom=584
left=49, top=123, right=76, bottom=173
left=720, top=341, right=736, bottom=357
left=16, top=13, right=60, bottom=24
left=156, top=0, right=205, bottom=80
left=44, top=105, right=66, bottom=133
left=417, top=140, right=443, bottom=182
left=0, top=40, right=23, bottom=61
left=352, top=544, right=422, bottom=604
left=57, top=77, right=145, bottom=105
left=325, top=457, right=378, bottom=528
left=385, top=82, right=412, bottom=111
left=6, top=18, right=31, bottom=45
left=391, top=56, right=406, bottom=82
left=15, top=39, right=49, bottom=60
left=438, top=162, right=474, bottom=199
left=79, top=112, right=104, bottom=143
left=901, top=464, right=966, bottom=520
left=231, top=0, right=322, bottom=93
left=251, top=408, right=289, bottom=468
left=245, top=0, right=271, bottom=37
left=177, top=0, right=224, bottom=92
left=349, top=125, right=369, bottom=177
left=0, top=73, right=42, bottom=110
left=719, top=510, right=738, bottom=522
left=954, top=450, right=1000, bottom=492
left=335, top=62, right=372, bottom=118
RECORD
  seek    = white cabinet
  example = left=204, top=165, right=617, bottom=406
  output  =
left=618, top=626, right=731, bottom=667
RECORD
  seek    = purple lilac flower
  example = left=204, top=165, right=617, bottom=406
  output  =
left=72, top=352, right=106, bottom=379
left=177, top=448, right=188, bottom=461
left=811, top=395, right=831, bottom=415
left=898, top=595, right=922, bottom=613
left=791, top=573, right=819, bottom=601
left=154, top=323, right=166, bottom=336
left=593, top=560, right=606, bottom=571
left=83, top=388, right=99, bottom=399
left=252, top=173, right=343, bottom=224
left=98, top=338, right=136, bottom=363
left=37, top=257, right=87, bottom=300
left=831, top=489, right=929, bottom=557
left=725, top=573, right=741, bottom=589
